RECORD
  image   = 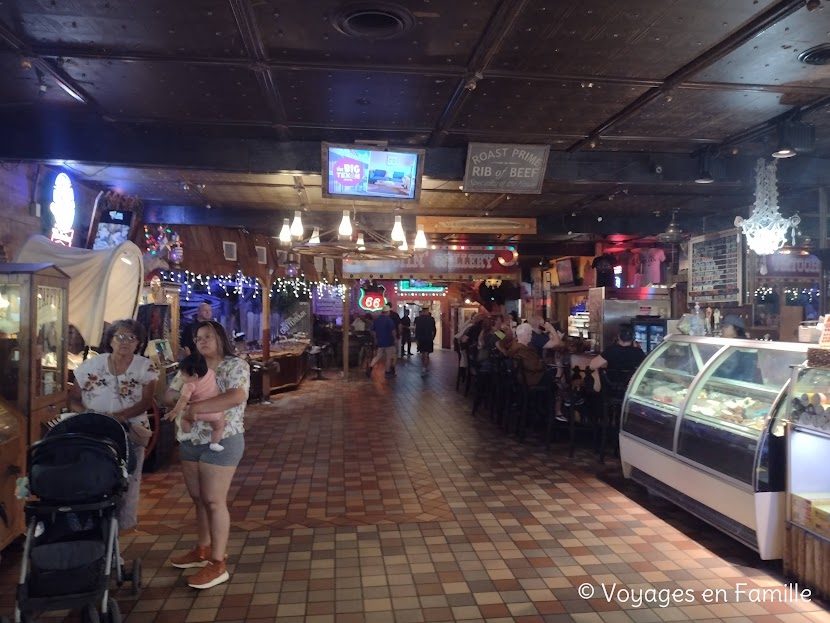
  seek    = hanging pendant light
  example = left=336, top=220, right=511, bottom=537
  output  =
left=399, top=236, right=408, bottom=251
left=338, top=210, right=352, bottom=238
left=356, top=233, right=366, bottom=250
left=391, top=215, right=405, bottom=242
left=414, top=226, right=427, bottom=249
left=290, top=211, right=304, bottom=237
left=278, top=218, right=291, bottom=243
left=309, top=227, right=321, bottom=245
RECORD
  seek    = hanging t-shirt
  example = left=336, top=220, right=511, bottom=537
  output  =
left=641, top=248, right=666, bottom=284
left=616, top=250, right=641, bottom=288
left=591, top=254, right=617, bottom=288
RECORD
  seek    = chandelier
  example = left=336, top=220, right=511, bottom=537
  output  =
left=734, top=159, right=800, bottom=261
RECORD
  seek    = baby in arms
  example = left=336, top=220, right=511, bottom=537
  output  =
left=167, top=353, right=225, bottom=451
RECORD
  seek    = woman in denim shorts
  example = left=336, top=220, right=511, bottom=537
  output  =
left=164, top=320, right=249, bottom=590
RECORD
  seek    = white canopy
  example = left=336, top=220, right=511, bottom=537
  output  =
left=15, top=235, right=144, bottom=345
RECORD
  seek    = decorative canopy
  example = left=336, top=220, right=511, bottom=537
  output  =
left=15, top=235, right=144, bottom=344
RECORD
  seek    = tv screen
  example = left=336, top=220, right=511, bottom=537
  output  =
left=322, top=143, right=425, bottom=202
left=556, top=259, right=575, bottom=286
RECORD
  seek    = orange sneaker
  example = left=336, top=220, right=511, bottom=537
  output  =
left=171, top=545, right=210, bottom=569
left=187, top=559, right=229, bottom=589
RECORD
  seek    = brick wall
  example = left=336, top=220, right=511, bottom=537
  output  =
left=0, top=163, right=41, bottom=260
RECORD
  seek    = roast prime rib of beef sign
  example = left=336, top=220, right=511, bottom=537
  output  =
left=343, top=247, right=520, bottom=280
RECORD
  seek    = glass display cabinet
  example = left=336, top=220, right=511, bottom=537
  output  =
left=784, top=365, right=830, bottom=595
left=620, top=335, right=808, bottom=560
left=0, top=264, right=70, bottom=445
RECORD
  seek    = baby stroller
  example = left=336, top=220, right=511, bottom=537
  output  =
left=12, top=413, right=141, bottom=623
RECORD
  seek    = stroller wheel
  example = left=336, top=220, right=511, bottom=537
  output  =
left=130, top=559, right=142, bottom=596
left=102, top=599, right=121, bottom=623
left=81, top=603, right=100, bottom=623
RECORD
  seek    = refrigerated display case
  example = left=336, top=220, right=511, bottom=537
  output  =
left=631, top=317, right=667, bottom=353
left=620, top=335, right=809, bottom=559
left=784, top=365, right=830, bottom=596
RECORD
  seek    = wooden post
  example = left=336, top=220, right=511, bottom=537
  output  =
left=259, top=276, right=271, bottom=400
left=342, top=285, right=350, bottom=380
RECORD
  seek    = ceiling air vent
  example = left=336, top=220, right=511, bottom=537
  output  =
left=333, top=3, right=414, bottom=40
left=798, top=45, right=830, bottom=66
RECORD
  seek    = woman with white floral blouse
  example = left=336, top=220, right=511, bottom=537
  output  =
left=164, top=320, right=249, bottom=590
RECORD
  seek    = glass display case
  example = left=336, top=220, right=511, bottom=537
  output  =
left=620, top=335, right=809, bottom=560
left=0, top=264, right=70, bottom=445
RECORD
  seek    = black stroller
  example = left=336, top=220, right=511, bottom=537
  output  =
left=11, top=413, right=141, bottom=623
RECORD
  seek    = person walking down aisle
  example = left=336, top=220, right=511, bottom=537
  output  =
left=165, top=321, right=250, bottom=590
left=367, top=305, right=397, bottom=378
left=400, top=308, right=412, bottom=357
left=181, top=301, right=213, bottom=357
left=414, top=306, right=437, bottom=377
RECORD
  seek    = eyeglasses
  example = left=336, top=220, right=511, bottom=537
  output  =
left=115, top=334, right=138, bottom=343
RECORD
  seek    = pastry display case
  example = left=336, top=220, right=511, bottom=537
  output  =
left=784, top=365, right=830, bottom=597
left=620, top=335, right=808, bottom=559
left=0, top=264, right=70, bottom=445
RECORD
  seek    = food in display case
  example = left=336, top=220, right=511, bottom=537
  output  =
left=688, top=391, right=772, bottom=430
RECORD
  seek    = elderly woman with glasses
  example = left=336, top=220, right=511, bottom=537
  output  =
left=69, top=318, right=159, bottom=532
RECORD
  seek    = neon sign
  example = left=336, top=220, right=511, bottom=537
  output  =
left=398, top=280, right=446, bottom=294
left=358, top=285, right=387, bottom=311
left=49, top=172, right=76, bottom=246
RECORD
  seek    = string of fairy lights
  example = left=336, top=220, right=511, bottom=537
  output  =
left=754, top=285, right=820, bottom=305
left=159, top=270, right=346, bottom=302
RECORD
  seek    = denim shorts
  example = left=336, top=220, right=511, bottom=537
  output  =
left=179, top=433, right=245, bottom=467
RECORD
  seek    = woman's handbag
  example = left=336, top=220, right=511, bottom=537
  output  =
left=128, top=421, right=153, bottom=448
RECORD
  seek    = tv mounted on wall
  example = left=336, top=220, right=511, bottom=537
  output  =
left=322, top=142, right=425, bottom=202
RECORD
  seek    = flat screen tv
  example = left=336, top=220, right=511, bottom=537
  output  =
left=555, top=258, right=575, bottom=286
left=322, top=143, right=425, bottom=202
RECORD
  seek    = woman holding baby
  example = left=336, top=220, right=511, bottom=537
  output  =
left=164, top=320, right=250, bottom=590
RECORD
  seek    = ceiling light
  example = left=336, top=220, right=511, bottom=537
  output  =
left=279, top=218, right=291, bottom=243
left=772, top=146, right=796, bottom=159
left=338, top=210, right=353, bottom=238
left=391, top=215, right=405, bottom=241
left=356, top=233, right=366, bottom=250
left=400, top=237, right=408, bottom=251
left=414, top=227, right=427, bottom=249
left=695, top=171, right=714, bottom=184
left=290, top=210, right=304, bottom=236
left=309, top=227, right=321, bottom=245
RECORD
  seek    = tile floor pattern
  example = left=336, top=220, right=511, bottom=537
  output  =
left=2, top=350, right=829, bottom=622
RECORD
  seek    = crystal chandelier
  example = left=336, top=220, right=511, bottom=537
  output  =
left=734, top=159, right=800, bottom=259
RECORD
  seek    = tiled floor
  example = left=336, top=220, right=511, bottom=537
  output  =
left=3, top=350, right=830, bottom=622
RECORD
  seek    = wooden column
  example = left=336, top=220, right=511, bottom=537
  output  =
left=259, top=276, right=271, bottom=399
left=342, top=285, right=350, bottom=380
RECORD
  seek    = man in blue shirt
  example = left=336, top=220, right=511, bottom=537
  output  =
left=366, top=305, right=398, bottom=378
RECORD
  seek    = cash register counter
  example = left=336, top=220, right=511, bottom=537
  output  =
left=248, top=339, right=311, bottom=396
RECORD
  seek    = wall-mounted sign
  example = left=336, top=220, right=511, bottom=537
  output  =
left=358, top=285, right=387, bottom=312
left=313, top=286, right=343, bottom=316
left=688, top=229, right=743, bottom=304
left=344, top=247, right=520, bottom=280
left=87, top=191, right=143, bottom=250
left=50, top=172, right=76, bottom=246
left=462, top=143, right=550, bottom=194
left=760, top=253, right=820, bottom=278
left=416, top=216, right=537, bottom=235
left=398, top=280, right=446, bottom=293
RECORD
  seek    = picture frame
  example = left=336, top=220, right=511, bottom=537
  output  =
left=255, top=245, right=267, bottom=265
left=223, top=241, right=237, bottom=261
left=86, top=191, right=144, bottom=250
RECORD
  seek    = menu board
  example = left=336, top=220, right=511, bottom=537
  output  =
left=688, top=229, right=743, bottom=304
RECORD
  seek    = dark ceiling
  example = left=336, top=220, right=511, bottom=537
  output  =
left=0, top=0, right=829, bottom=255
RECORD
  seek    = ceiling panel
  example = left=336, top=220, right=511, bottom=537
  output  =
left=1, top=0, right=245, bottom=58
left=490, top=0, right=779, bottom=77
left=275, top=69, right=454, bottom=129
left=610, top=88, right=804, bottom=140
left=252, top=0, right=501, bottom=67
left=55, top=58, right=270, bottom=121
left=452, top=79, right=650, bottom=136
left=690, top=8, right=830, bottom=89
